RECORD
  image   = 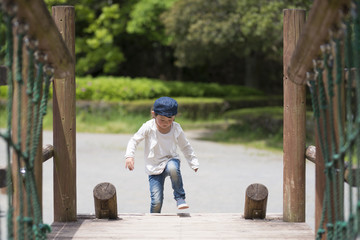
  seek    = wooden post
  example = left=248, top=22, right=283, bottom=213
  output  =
left=52, top=6, right=77, bottom=222
left=244, top=183, right=268, bottom=219
left=287, top=0, right=351, bottom=85
left=11, top=25, right=44, bottom=237
left=93, top=182, right=118, bottom=219
left=283, top=9, right=306, bottom=222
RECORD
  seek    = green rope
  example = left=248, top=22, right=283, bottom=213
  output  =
left=311, top=1, right=360, bottom=239
left=15, top=29, right=25, bottom=240
left=3, top=10, right=15, bottom=240
left=0, top=7, right=52, bottom=240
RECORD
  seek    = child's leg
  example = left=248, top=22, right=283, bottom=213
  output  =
left=165, top=159, right=186, bottom=201
left=148, top=174, right=165, bottom=213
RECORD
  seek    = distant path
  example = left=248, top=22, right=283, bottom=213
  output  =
left=0, top=130, right=316, bottom=231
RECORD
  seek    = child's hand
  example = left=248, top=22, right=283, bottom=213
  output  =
left=125, top=157, right=135, bottom=171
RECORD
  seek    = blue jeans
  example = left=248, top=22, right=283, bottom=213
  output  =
left=148, top=159, right=185, bottom=213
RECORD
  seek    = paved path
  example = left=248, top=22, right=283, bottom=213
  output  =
left=1, top=130, right=316, bottom=234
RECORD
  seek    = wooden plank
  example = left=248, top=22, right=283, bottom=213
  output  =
left=287, top=0, right=351, bottom=85
left=52, top=6, right=77, bottom=222
left=47, top=213, right=314, bottom=239
left=1, top=0, right=74, bottom=78
left=283, top=9, right=306, bottom=222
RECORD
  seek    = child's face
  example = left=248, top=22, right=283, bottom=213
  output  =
left=153, top=113, right=175, bottom=132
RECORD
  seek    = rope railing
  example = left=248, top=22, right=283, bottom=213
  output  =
left=0, top=0, right=73, bottom=78
left=289, top=0, right=360, bottom=238
left=0, top=0, right=73, bottom=239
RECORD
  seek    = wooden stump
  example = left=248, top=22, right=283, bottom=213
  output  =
left=244, top=183, right=268, bottom=219
left=93, top=182, right=118, bottom=219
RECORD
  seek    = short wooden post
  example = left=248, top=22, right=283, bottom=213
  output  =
left=283, top=9, right=306, bottom=222
left=52, top=6, right=77, bottom=222
left=93, top=182, right=118, bottom=219
left=244, top=183, right=268, bottom=219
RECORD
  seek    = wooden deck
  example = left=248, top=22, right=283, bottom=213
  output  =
left=47, top=213, right=314, bottom=239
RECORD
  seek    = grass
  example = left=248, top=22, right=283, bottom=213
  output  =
left=1, top=101, right=311, bottom=152
left=197, top=107, right=316, bottom=152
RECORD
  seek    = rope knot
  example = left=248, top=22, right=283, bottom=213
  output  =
left=316, top=228, right=325, bottom=239
left=38, top=223, right=52, bottom=236
left=23, top=216, right=33, bottom=226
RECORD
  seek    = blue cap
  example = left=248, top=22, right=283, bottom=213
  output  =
left=153, top=97, right=178, bottom=117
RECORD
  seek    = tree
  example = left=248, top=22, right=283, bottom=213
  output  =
left=126, top=0, right=177, bottom=44
left=76, top=3, right=125, bottom=75
left=46, top=0, right=176, bottom=77
left=162, top=0, right=312, bottom=87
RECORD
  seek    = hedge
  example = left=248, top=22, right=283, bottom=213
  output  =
left=0, top=76, right=264, bottom=101
left=75, top=76, right=264, bottom=101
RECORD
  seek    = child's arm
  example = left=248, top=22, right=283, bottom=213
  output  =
left=177, top=131, right=199, bottom=172
left=124, top=122, right=148, bottom=171
left=125, top=157, right=135, bottom=171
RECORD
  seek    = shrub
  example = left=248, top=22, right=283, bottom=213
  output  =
left=75, top=76, right=263, bottom=101
left=0, top=76, right=265, bottom=102
left=0, top=85, right=7, bottom=98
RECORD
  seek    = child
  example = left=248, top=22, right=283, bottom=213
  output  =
left=125, top=96, right=199, bottom=213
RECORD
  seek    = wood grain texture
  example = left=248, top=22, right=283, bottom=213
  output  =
left=283, top=9, right=306, bottom=222
left=2, top=0, right=74, bottom=78
left=93, top=182, right=118, bottom=219
left=48, top=213, right=314, bottom=239
left=286, top=0, right=351, bottom=85
left=244, top=183, right=268, bottom=219
left=52, top=6, right=77, bottom=222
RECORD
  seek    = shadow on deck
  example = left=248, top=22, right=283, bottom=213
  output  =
left=48, top=213, right=314, bottom=239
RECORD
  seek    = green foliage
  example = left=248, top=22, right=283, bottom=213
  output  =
left=0, top=101, right=6, bottom=127
left=162, top=0, right=312, bottom=67
left=0, top=86, right=7, bottom=98
left=119, top=97, right=226, bottom=120
left=76, top=3, right=125, bottom=75
left=203, top=107, right=314, bottom=151
left=126, top=0, right=177, bottom=44
left=75, top=76, right=263, bottom=101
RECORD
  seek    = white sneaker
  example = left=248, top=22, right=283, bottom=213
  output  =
left=177, top=199, right=189, bottom=209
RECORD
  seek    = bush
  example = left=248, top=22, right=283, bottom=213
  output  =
left=76, top=97, right=227, bottom=120
left=203, top=107, right=315, bottom=150
left=0, top=76, right=265, bottom=102
left=0, top=85, right=7, bottom=98
left=75, top=76, right=263, bottom=101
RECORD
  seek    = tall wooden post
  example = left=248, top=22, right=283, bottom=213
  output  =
left=52, top=6, right=77, bottom=222
left=283, top=9, right=306, bottom=222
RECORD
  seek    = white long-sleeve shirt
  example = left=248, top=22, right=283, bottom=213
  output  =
left=125, top=119, right=199, bottom=175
